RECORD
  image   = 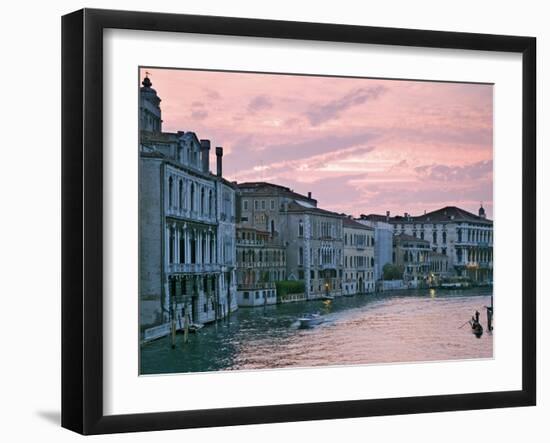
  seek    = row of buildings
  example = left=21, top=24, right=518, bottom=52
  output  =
left=139, top=75, right=493, bottom=339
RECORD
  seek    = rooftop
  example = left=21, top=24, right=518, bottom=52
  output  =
left=237, top=182, right=317, bottom=205
left=343, top=217, right=374, bottom=230
left=286, top=200, right=342, bottom=218
left=378, top=206, right=492, bottom=224
left=358, top=214, right=389, bottom=222
left=394, top=233, right=430, bottom=244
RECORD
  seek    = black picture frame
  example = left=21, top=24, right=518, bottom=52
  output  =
left=61, top=8, right=536, bottom=435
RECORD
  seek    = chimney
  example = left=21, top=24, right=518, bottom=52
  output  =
left=200, top=139, right=210, bottom=173
left=215, top=146, right=223, bottom=177
left=307, top=192, right=312, bottom=199
left=386, top=210, right=390, bottom=221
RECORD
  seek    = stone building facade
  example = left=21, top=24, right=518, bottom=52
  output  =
left=428, top=251, right=451, bottom=286
left=393, top=233, right=431, bottom=287
left=388, top=206, right=493, bottom=284
left=235, top=227, right=286, bottom=307
left=343, top=218, right=375, bottom=295
left=236, top=182, right=317, bottom=244
left=236, top=183, right=344, bottom=299
left=139, top=75, right=237, bottom=340
left=283, top=201, right=344, bottom=299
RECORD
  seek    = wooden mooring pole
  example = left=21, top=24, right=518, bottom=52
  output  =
left=183, top=311, right=189, bottom=344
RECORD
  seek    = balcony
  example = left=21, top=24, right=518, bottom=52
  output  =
left=457, top=261, right=493, bottom=269
left=237, top=282, right=276, bottom=291
left=455, top=241, right=492, bottom=247
left=167, top=263, right=221, bottom=273
left=236, top=239, right=265, bottom=246
left=166, top=207, right=217, bottom=224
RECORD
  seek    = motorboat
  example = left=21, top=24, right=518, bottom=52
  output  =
left=298, top=313, right=324, bottom=328
left=188, top=323, right=204, bottom=333
left=321, top=295, right=334, bottom=301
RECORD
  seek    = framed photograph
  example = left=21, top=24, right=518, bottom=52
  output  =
left=61, top=8, right=536, bottom=435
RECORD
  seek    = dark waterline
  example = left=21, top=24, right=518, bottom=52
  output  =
left=140, top=287, right=493, bottom=375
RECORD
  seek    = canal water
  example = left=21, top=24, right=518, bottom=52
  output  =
left=140, top=287, right=493, bottom=375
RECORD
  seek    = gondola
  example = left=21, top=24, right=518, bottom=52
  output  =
left=469, top=320, right=483, bottom=338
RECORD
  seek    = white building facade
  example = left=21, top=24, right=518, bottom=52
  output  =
left=139, top=75, right=238, bottom=340
left=388, top=206, right=493, bottom=284
left=343, top=218, right=375, bottom=295
left=356, top=214, right=393, bottom=282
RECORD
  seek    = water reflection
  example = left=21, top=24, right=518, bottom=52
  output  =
left=141, top=287, right=493, bottom=375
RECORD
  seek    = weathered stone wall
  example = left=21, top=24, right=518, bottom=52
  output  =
left=139, top=157, right=164, bottom=328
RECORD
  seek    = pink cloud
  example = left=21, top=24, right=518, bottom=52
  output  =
left=140, top=68, right=493, bottom=218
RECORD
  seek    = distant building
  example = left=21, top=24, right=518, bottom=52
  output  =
left=343, top=218, right=375, bottom=295
left=373, top=206, right=493, bottom=284
left=237, top=182, right=316, bottom=245
left=393, top=233, right=431, bottom=287
left=139, top=75, right=237, bottom=339
left=235, top=227, right=286, bottom=307
left=237, top=183, right=344, bottom=299
left=356, top=213, right=393, bottom=281
left=283, top=201, right=344, bottom=299
left=428, top=251, right=451, bottom=286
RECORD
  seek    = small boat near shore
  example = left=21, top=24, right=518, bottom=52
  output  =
left=188, top=323, right=204, bottom=333
left=321, top=295, right=334, bottom=301
left=298, top=313, right=324, bottom=328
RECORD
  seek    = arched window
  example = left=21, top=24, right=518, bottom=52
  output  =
left=201, top=188, right=205, bottom=215
left=190, top=183, right=195, bottom=211
left=271, top=219, right=275, bottom=234
left=178, top=180, right=184, bottom=209
left=208, top=190, right=213, bottom=217
left=169, top=227, right=175, bottom=263
left=298, top=220, right=304, bottom=237
left=371, top=257, right=374, bottom=268
left=168, top=177, right=174, bottom=207
left=179, top=228, right=185, bottom=263
left=210, top=236, right=215, bottom=264
left=442, top=231, right=447, bottom=244
left=190, top=230, right=196, bottom=264
left=432, top=231, right=437, bottom=244
left=201, top=233, right=206, bottom=263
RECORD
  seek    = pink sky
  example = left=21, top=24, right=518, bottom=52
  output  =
left=140, top=67, right=493, bottom=219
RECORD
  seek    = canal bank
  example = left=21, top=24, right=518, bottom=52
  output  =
left=140, top=287, right=493, bottom=375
